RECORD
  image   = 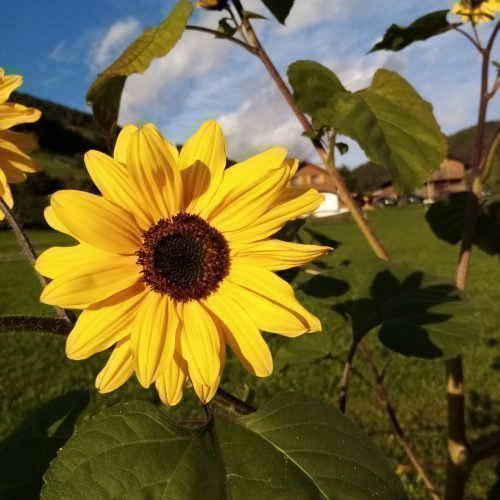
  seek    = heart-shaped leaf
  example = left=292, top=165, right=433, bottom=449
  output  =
left=42, top=394, right=405, bottom=499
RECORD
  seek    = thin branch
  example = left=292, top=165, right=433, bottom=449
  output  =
left=229, top=0, right=390, bottom=262
left=338, top=338, right=359, bottom=413
left=488, top=74, right=500, bottom=100
left=479, top=127, right=500, bottom=178
left=359, top=343, right=440, bottom=499
left=451, top=25, right=483, bottom=53
left=214, top=387, right=255, bottom=415
left=472, top=22, right=483, bottom=49
left=185, top=25, right=256, bottom=53
left=0, top=198, right=73, bottom=323
left=470, top=430, right=500, bottom=464
left=0, top=315, right=72, bottom=335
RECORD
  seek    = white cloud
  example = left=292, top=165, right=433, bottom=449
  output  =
left=89, top=18, right=142, bottom=71
left=119, top=30, right=232, bottom=126
left=48, top=41, right=71, bottom=63
left=218, top=83, right=316, bottom=162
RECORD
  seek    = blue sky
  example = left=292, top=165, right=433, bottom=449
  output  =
left=2, top=0, right=498, bottom=166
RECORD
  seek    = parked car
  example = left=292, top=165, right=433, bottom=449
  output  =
left=374, top=197, right=397, bottom=208
left=399, top=193, right=424, bottom=205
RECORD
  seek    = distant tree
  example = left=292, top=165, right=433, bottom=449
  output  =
left=338, top=165, right=361, bottom=193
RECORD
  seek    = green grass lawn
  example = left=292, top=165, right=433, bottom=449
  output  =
left=1, top=206, right=499, bottom=499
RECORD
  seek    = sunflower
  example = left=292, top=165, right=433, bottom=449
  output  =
left=450, top=0, right=499, bottom=23
left=36, top=121, right=329, bottom=405
left=0, top=68, right=41, bottom=219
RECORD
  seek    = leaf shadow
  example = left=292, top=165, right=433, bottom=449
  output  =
left=0, top=390, right=89, bottom=499
left=331, top=270, right=464, bottom=359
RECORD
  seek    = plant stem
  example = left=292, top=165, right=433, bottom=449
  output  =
left=0, top=315, right=72, bottom=335
left=451, top=25, right=483, bottom=53
left=230, top=0, right=389, bottom=262
left=338, top=338, right=359, bottom=413
left=185, top=25, right=255, bottom=53
left=214, top=387, right=255, bottom=415
left=359, top=343, right=440, bottom=499
left=445, top=20, right=499, bottom=500
left=0, top=198, right=72, bottom=323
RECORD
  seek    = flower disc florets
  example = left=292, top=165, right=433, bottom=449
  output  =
left=137, top=213, right=230, bottom=302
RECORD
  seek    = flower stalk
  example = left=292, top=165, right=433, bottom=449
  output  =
left=0, top=198, right=72, bottom=323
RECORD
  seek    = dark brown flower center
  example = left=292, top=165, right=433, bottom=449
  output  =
left=137, top=213, right=230, bottom=302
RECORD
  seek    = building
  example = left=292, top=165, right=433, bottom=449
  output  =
left=414, top=158, right=467, bottom=200
left=291, top=162, right=337, bottom=192
left=369, top=158, right=467, bottom=201
left=291, top=162, right=342, bottom=216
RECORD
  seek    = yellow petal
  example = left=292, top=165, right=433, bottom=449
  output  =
left=190, top=330, right=225, bottom=404
left=36, top=244, right=114, bottom=280
left=0, top=130, right=38, bottom=153
left=66, top=285, right=147, bottom=359
left=113, top=124, right=137, bottom=164
left=51, top=190, right=142, bottom=254
left=84, top=150, right=151, bottom=230
left=205, top=291, right=272, bottom=377
left=0, top=103, right=41, bottom=129
left=155, top=353, right=187, bottom=406
left=232, top=239, right=330, bottom=270
left=44, top=206, right=73, bottom=236
left=40, top=254, right=140, bottom=309
left=131, top=292, right=179, bottom=388
left=127, top=124, right=182, bottom=219
left=0, top=138, right=39, bottom=173
left=227, top=264, right=321, bottom=336
left=0, top=175, right=13, bottom=221
left=1, top=163, right=26, bottom=183
left=178, top=120, right=226, bottom=213
left=200, top=147, right=287, bottom=226
left=180, top=300, right=221, bottom=387
left=96, top=339, right=134, bottom=394
left=0, top=74, right=23, bottom=103
left=0, top=168, right=7, bottom=197
left=228, top=187, right=323, bottom=244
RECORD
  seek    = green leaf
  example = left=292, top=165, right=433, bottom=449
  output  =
left=288, top=63, right=446, bottom=192
left=243, top=10, right=268, bottom=20
left=0, top=391, right=88, bottom=499
left=288, top=61, right=346, bottom=125
left=260, top=0, right=295, bottom=24
left=327, top=260, right=477, bottom=359
left=316, top=69, right=447, bottom=192
left=274, top=331, right=333, bottom=368
left=42, top=401, right=224, bottom=499
left=86, top=0, right=193, bottom=134
left=42, top=395, right=406, bottom=499
left=425, top=192, right=500, bottom=256
left=370, top=10, right=453, bottom=52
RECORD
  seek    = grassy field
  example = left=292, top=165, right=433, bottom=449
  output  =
left=1, top=206, right=500, bottom=499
